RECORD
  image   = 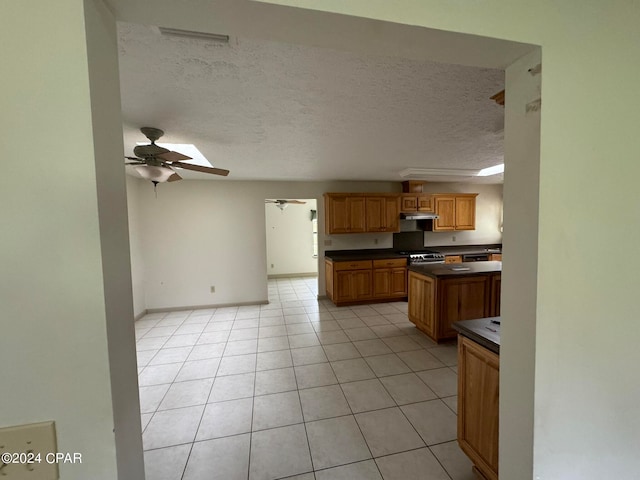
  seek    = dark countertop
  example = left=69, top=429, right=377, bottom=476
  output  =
left=453, top=317, right=501, bottom=354
left=324, top=249, right=407, bottom=261
left=429, top=244, right=502, bottom=256
left=409, top=261, right=501, bottom=278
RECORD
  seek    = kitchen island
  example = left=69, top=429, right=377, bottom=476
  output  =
left=454, top=318, right=500, bottom=480
left=407, top=261, right=501, bottom=343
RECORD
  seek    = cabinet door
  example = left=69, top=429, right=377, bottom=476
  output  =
left=373, top=269, right=391, bottom=297
left=352, top=270, right=372, bottom=300
left=439, top=276, right=490, bottom=338
left=334, top=271, right=354, bottom=302
left=444, top=255, right=463, bottom=264
left=325, top=195, right=366, bottom=234
left=365, top=197, right=385, bottom=232
left=401, top=195, right=418, bottom=212
left=458, top=335, right=499, bottom=480
left=390, top=267, right=407, bottom=296
left=383, top=196, right=400, bottom=232
left=433, top=196, right=456, bottom=231
left=349, top=197, right=367, bottom=233
left=416, top=194, right=433, bottom=212
left=455, top=196, right=476, bottom=230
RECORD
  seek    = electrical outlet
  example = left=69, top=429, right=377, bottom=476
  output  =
left=452, top=235, right=456, bottom=242
left=210, top=286, right=215, bottom=293
left=324, top=239, right=332, bottom=246
left=373, top=238, right=378, bottom=245
left=0, top=421, right=59, bottom=479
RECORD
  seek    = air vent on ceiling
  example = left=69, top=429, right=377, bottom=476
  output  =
left=159, top=27, right=230, bottom=44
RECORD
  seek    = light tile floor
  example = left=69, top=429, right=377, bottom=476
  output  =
left=135, top=277, right=474, bottom=480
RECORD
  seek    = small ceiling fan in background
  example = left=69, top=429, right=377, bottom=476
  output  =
left=125, top=127, right=230, bottom=186
left=265, top=199, right=307, bottom=211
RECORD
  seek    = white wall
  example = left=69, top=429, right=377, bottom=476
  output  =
left=264, top=1, right=640, bottom=478
left=0, top=1, right=142, bottom=479
left=422, top=183, right=503, bottom=246
left=265, top=200, right=318, bottom=276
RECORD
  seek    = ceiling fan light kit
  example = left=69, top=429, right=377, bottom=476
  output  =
left=125, top=127, right=230, bottom=188
left=134, top=165, right=174, bottom=183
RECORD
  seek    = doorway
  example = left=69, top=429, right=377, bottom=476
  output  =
left=265, top=198, right=319, bottom=279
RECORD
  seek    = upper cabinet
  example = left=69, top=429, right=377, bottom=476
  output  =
left=400, top=194, right=434, bottom=213
left=366, top=195, right=400, bottom=232
left=324, top=193, right=399, bottom=234
left=324, top=194, right=366, bottom=234
left=433, top=194, right=478, bottom=231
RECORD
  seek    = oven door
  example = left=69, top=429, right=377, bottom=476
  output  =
left=462, top=253, right=490, bottom=262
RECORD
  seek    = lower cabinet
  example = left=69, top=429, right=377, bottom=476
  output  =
left=326, top=258, right=407, bottom=306
left=408, top=271, right=436, bottom=337
left=458, top=335, right=499, bottom=480
left=408, top=271, right=500, bottom=342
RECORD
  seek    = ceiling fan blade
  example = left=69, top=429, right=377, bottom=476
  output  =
left=265, top=200, right=277, bottom=203
left=287, top=200, right=307, bottom=204
left=157, top=150, right=192, bottom=162
left=167, top=172, right=182, bottom=182
left=125, top=162, right=145, bottom=165
left=125, top=156, right=143, bottom=161
left=172, top=161, right=230, bottom=176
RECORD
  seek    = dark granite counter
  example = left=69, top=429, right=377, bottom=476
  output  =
left=430, top=244, right=502, bottom=256
left=409, top=260, right=501, bottom=278
left=453, top=317, right=501, bottom=354
left=324, top=249, right=407, bottom=261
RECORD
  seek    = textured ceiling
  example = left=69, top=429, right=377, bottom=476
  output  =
left=118, top=22, right=505, bottom=183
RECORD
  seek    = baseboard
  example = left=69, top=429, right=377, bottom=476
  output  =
left=316, top=295, right=328, bottom=301
left=146, top=300, right=269, bottom=314
left=267, top=273, right=318, bottom=279
left=134, top=310, right=147, bottom=321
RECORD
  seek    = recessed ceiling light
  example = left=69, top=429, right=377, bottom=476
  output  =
left=477, top=164, right=505, bottom=176
left=135, top=143, right=213, bottom=168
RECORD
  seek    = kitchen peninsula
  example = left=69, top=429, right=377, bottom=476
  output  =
left=407, top=261, right=501, bottom=343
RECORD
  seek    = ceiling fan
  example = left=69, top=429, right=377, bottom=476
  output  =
left=125, top=127, right=229, bottom=185
left=265, top=199, right=307, bottom=211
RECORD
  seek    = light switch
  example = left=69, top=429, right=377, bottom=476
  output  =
left=0, top=422, right=59, bottom=479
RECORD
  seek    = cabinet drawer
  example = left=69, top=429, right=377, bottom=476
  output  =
left=373, top=258, right=407, bottom=268
left=334, top=260, right=373, bottom=271
left=444, top=255, right=463, bottom=264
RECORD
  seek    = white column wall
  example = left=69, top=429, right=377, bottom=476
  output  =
left=0, top=1, right=143, bottom=478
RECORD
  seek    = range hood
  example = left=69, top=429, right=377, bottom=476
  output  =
left=400, top=212, right=439, bottom=220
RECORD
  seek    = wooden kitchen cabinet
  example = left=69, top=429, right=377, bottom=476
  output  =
left=439, top=276, right=490, bottom=339
left=458, top=335, right=499, bottom=480
left=326, top=257, right=406, bottom=306
left=433, top=194, right=478, bottom=231
left=444, top=255, right=463, bottom=264
left=324, top=193, right=399, bottom=234
left=408, top=271, right=436, bottom=337
left=366, top=195, right=400, bottom=232
left=408, top=270, right=500, bottom=342
left=489, top=253, right=502, bottom=261
left=373, top=258, right=407, bottom=298
left=401, top=193, right=434, bottom=212
left=324, top=194, right=366, bottom=234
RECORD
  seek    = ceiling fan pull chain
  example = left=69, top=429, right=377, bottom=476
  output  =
left=153, top=180, right=159, bottom=198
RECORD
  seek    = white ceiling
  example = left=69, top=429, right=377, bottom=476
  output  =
left=118, top=21, right=506, bottom=183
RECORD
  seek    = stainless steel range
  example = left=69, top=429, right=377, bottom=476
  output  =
left=400, top=250, right=446, bottom=265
